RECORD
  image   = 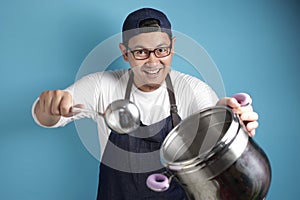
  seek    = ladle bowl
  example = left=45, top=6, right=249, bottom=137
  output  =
left=72, top=99, right=140, bottom=134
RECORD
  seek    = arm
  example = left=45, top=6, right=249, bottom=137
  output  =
left=32, top=71, right=123, bottom=128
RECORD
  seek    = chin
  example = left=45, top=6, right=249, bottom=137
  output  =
left=137, top=78, right=165, bottom=92
left=133, top=67, right=169, bottom=91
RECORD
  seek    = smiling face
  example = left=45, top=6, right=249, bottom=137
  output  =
left=119, top=32, right=176, bottom=92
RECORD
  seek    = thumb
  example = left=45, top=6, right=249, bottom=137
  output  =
left=65, top=104, right=85, bottom=117
left=217, top=97, right=240, bottom=109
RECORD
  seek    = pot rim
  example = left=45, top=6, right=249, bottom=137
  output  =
left=160, top=106, right=243, bottom=171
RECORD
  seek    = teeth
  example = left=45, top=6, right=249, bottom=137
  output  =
left=144, top=69, right=160, bottom=74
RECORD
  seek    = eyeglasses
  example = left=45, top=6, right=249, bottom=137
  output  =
left=127, top=46, right=172, bottom=60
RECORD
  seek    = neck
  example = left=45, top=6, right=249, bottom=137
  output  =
left=136, top=83, right=161, bottom=92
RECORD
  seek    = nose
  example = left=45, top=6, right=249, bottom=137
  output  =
left=146, top=51, right=160, bottom=64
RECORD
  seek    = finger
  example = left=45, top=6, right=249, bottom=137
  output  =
left=38, top=94, right=45, bottom=113
left=249, top=129, right=256, bottom=137
left=69, top=104, right=85, bottom=115
left=40, top=91, right=53, bottom=114
left=51, top=92, right=63, bottom=116
left=38, top=91, right=46, bottom=113
left=240, top=111, right=258, bottom=122
left=232, top=104, right=253, bottom=115
left=60, top=93, right=73, bottom=117
left=246, top=121, right=259, bottom=133
left=49, top=90, right=71, bottom=116
left=227, top=97, right=241, bottom=109
left=72, top=104, right=85, bottom=109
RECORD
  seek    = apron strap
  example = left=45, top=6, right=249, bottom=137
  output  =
left=165, top=73, right=180, bottom=127
left=124, top=71, right=180, bottom=127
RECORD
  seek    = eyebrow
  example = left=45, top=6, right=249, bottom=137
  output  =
left=130, top=43, right=171, bottom=49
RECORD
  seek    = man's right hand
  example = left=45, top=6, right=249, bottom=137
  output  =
left=34, top=90, right=74, bottom=127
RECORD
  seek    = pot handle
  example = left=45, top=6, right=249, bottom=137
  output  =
left=146, top=173, right=172, bottom=192
left=232, top=93, right=254, bottom=135
left=232, top=93, right=252, bottom=106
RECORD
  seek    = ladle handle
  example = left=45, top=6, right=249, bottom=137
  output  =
left=71, top=106, right=102, bottom=116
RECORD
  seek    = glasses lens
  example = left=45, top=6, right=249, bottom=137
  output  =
left=133, top=49, right=149, bottom=60
left=155, top=47, right=171, bottom=58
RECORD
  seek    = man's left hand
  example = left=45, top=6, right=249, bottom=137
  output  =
left=217, top=97, right=259, bottom=137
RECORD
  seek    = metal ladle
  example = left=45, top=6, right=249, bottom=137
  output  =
left=71, top=99, right=140, bottom=134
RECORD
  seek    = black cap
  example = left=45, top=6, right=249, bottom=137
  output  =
left=122, top=8, right=172, bottom=44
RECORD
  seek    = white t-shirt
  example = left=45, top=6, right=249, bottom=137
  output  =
left=32, top=69, right=218, bottom=151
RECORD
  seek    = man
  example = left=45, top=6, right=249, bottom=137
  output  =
left=32, top=8, right=258, bottom=200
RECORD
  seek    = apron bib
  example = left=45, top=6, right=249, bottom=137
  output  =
left=97, top=72, right=187, bottom=200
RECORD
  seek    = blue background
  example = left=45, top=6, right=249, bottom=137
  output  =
left=1, top=0, right=299, bottom=199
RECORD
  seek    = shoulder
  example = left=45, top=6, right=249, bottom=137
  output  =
left=169, top=70, right=219, bottom=111
left=69, top=69, right=130, bottom=100
left=80, top=69, right=129, bottom=80
left=75, top=69, right=129, bottom=86
left=169, top=70, right=208, bottom=89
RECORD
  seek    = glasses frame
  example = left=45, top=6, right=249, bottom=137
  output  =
left=126, top=45, right=173, bottom=60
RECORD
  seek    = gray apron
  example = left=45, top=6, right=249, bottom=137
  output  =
left=97, top=72, right=187, bottom=200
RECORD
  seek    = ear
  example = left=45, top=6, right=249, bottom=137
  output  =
left=171, top=36, right=176, bottom=55
left=119, top=43, right=129, bottom=62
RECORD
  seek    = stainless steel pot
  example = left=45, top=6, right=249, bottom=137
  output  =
left=148, top=106, right=271, bottom=200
